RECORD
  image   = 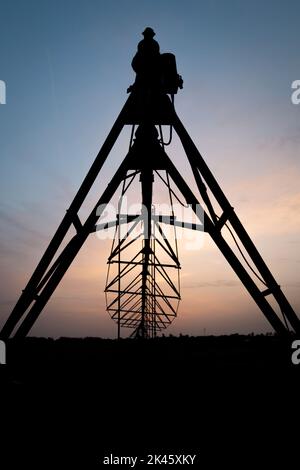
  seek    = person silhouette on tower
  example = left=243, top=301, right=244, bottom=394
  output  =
left=131, top=27, right=161, bottom=91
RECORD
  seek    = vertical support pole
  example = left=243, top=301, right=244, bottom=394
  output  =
left=140, top=165, right=154, bottom=339
left=117, top=214, right=121, bottom=340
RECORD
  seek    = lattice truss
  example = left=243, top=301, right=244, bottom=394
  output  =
left=104, top=168, right=182, bottom=338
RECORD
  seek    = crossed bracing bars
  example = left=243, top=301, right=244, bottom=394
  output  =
left=1, top=92, right=299, bottom=338
left=105, top=165, right=181, bottom=338
left=105, top=217, right=180, bottom=337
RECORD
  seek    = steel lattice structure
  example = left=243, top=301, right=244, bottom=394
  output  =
left=105, top=158, right=181, bottom=338
left=1, top=34, right=299, bottom=339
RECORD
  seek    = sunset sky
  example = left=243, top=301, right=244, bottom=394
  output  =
left=0, top=0, right=299, bottom=337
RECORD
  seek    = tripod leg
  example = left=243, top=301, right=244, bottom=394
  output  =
left=0, top=98, right=132, bottom=340
left=161, top=151, right=289, bottom=336
left=172, top=113, right=300, bottom=334
left=12, top=152, right=133, bottom=338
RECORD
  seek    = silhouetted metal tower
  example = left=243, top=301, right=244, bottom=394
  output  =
left=1, top=31, right=299, bottom=339
left=104, top=125, right=181, bottom=339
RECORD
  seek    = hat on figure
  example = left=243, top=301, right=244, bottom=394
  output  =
left=142, top=27, right=155, bottom=37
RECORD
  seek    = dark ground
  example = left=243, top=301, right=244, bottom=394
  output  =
left=0, top=335, right=299, bottom=468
